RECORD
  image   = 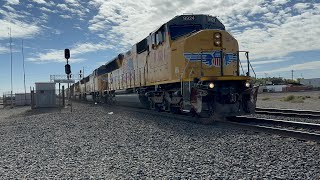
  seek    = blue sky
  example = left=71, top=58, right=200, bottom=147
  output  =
left=0, top=0, right=319, bottom=94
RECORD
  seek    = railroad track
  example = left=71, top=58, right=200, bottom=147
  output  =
left=73, top=101, right=320, bottom=142
left=226, top=116, right=320, bottom=142
left=255, top=107, right=320, bottom=119
left=114, top=105, right=320, bottom=142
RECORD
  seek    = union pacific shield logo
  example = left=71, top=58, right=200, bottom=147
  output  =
left=183, top=51, right=222, bottom=67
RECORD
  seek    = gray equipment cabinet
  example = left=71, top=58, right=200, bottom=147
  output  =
left=35, top=82, right=56, bottom=108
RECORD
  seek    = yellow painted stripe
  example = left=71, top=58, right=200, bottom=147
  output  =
left=200, top=76, right=251, bottom=81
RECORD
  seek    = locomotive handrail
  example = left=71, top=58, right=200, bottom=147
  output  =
left=238, top=51, right=256, bottom=79
left=188, top=68, right=194, bottom=93
left=181, top=55, right=192, bottom=95
left=239, top=60, right=245, bottom=75
left=244, top=51, right=256, bottom=79
left=249, top=62, right=256, bottom=79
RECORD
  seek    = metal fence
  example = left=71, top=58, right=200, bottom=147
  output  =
left=2, top=92, right=33, bottom=108
left=2, top=92, right=15, bottom=107
left=1, top=89, right=69, bottom=109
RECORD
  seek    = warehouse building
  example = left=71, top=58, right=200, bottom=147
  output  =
left=300, top=78, right=320, bottom=88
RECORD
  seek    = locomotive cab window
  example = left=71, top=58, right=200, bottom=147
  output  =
left=152, top=26, right=166, bottom=48
left=136, top=38, right=148, bottom=54
left=169, top=24, right=202, bottom=40
left=152, top=34, right=156, bottom=47
left=156, top=33, right=164, bottom=45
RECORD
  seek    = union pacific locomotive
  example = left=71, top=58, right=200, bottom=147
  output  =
left=71, top=14, right=258, bottom=122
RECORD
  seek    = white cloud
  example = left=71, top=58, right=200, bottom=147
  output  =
left=272, top=0, right=289, bottom=5
left=65, top=0, right=82, bottom=8
left=31, top=0, right=46, bottom=4
left=3, top=5, right=16, bottom=11
left=40, top=7, right=56, bottom=13
left=26, top=4, right=33, bottom=8
left=74, top=26, right=82, bottom=30
left=60, top=14, right=72, bottom=19
left=0, top=9, right=24, bottom=19
left=57, top=2, right=87, bottom=18
left=293, top=3, right=311, bottom=12
left=86, top=1, right=320, bottom=61
left=6, top=0, right=19, bottom=5
left=72, top=42, right=114, bottom=54
left=0, top=19, right=41, bottom=39
left=28, top=42, right=114, bottom=63
left=244, top=59, right=290, bottom=66
left=236, top=11, right=320, bottom=59
left=0, top=46, right=9, bottom=54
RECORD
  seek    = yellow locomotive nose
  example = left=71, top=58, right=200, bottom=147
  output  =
left=181, top=30, right=239, bottom=78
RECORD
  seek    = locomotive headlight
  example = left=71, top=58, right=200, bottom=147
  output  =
left=208, top=82, right=215, bottom=89
left=214, top=40, right=221, bottom=46
left=245, top=82, right=251, bottom=88
left=215, top=33, right=221, bottom=39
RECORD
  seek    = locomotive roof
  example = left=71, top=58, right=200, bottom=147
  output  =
left=151, top=14, right=225, bottom=34
left=166, top=14, right=225, bottom=30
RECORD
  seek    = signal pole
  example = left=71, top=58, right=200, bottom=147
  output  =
left=83, top=67, right=86, bottom=93
left=64, top=49, right=71, bottom=106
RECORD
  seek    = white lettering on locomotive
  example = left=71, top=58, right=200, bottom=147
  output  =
left=208, top=17, right=216, bottom=22
left=183, top=16, right=195, bottom=21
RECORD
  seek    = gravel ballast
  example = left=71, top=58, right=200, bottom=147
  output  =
left=248, top=114, right=320, bottom=124
left=0, top=103, right=320, bottom=178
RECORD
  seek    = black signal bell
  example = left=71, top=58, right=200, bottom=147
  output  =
left=65, top=64, right=71, bottom=75
left=65, top=49, right=70, bottom=59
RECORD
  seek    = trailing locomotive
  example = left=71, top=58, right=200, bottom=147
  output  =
left=71, top=14, right=258, bottom=122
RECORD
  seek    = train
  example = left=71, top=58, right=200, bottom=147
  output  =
left=70, top=14, right=258, bottom=122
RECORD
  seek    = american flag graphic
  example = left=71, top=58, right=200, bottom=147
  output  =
left=213, top=51, right=222, bottom=67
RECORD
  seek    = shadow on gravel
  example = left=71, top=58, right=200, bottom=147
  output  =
left=21, top=108, right=62, bottom=117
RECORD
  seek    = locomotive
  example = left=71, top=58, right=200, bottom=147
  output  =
left=71, top=14, right=258, bottom=122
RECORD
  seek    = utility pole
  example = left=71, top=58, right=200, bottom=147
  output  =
left=22, top=40, right=27, bottom=105
left=9, top=28, right=13, bottom=108
left=291, top=70, right=294, bottom=81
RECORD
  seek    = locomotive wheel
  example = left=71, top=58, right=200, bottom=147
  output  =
left=190, top=109, right=215, bottom=124
left=170, top=107, right=181, bottom=114
left=139, top=94, right=151, bottom=109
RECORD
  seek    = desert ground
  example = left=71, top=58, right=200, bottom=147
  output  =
left=256, top=90, right=320, bottom=111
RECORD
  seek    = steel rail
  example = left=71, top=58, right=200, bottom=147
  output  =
left=227, top=116, right=320, bottom=142
left=255, top=107, right=320, bottom=119
left=113, top=105, right=320, bottom=142
left=72, top=101, right=320, bottom=142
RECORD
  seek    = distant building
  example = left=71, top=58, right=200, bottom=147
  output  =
left=300, top=78, right=320, bottom=88
left=259, top=85, right=288, bottom=93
